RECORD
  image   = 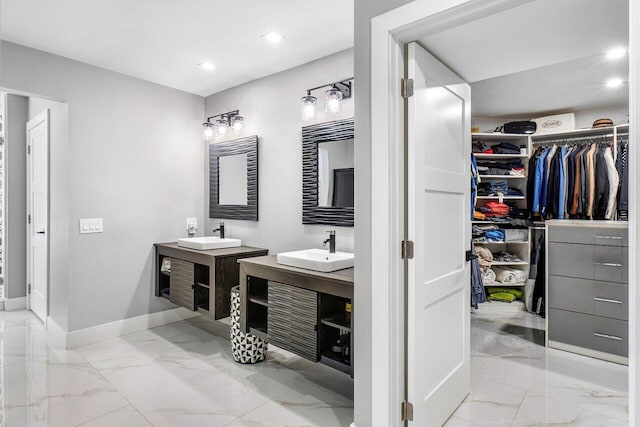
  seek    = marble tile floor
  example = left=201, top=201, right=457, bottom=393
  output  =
left=0, top=310, right=353, bottom=426
left=0, top=309, right=628, bottom=426
left=447, top=309, right=629, bottom=426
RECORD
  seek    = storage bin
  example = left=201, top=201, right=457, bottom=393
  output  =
left=230, top=286, right=267, bottom=364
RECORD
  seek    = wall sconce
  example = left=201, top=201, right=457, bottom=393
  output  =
left=202, top=109, right=244, bottom=140
left=301, top=78, right=353, bottom=122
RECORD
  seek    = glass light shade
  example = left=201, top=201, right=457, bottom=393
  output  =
left=203, top=125, right=214, bottom=140
left=232, top=116, right=244, bottom=131
left=301, top=95, right=317, bottom=121
left=215, top=119, right=228, bottom=136
left=325, top=88, right=343, bottom=113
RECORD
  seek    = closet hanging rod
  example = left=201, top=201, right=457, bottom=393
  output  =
left=532, top=134, right=614, bottom=145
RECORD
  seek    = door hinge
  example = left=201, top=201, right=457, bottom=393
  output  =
left=465, top=250, right=478, bottom=262
left=28, top=284, right=31, bottom=294
left=401, top=400, right=414, bottom=422
left=402, top=78, right=414, bottom=98
left=401, top=240, right=414, bottom=260
left=27, top=145, right=31, bottom=155
left=27, top=214, right=31, bottom=225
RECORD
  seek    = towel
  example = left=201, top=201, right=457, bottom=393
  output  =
left=488, top=292, right=516, bottom=303
left=475, top=246, right=493, bottom=270
left=482, top=268, right=496, bottom=286
left=487, top=287, right=523, bottom=300
left=494, top=267, right=526, bottom=284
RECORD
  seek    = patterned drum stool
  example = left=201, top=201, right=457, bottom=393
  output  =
left=230, top=286, right=268, bottom=364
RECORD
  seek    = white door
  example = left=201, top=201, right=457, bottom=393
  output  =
left=406, top=42, right=471, bottom=425
left=26, top=110, right=49, bottom=323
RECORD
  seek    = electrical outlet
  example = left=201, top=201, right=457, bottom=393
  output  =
left=186, top=217, right=198, bottom=235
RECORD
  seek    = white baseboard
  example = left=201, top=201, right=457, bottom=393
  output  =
left=46, top=316, right=68, bottom=349
left=46, top=307, right=200, bottom=349
left=5, top=296, right=27, bottom=311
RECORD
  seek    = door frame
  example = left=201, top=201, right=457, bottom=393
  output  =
left=367, top=0, right=639, bottom=425
left=26, top=109, right=49, bottom=323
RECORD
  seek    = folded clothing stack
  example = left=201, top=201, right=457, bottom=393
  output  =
left=477, top=182, right=524, bottom=197
left=477, top=201, right=511, bottom=218
left=491, top=142, right=522, bottom=154
left=492, top=251, right=522, bottom=263
left=472, top=225, right=506, bottom=243
left=475, top=245, right=493, bottom=270
left=493, top=267, right=526, bottom=285
left=472, top=141, right=492, bottom=153
left=486, top=287, right=523, bottom=303
left=476, top=160, right=525, bottom=176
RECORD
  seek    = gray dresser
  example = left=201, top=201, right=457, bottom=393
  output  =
left=546, top=220, right=629, bottom=364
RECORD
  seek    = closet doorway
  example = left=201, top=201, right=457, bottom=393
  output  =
left=367, top=0, right=635, bottom=425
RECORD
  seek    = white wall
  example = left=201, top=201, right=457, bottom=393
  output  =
left=0, top=41, right=205, bottom=331
left=5, top=94, right=28, bottom=300
left=204, top=49, right=354, bottom=254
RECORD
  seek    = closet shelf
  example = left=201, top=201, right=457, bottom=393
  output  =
left=474, top=241, right=529, bottom=245
left=478, top=175, right=526, bottom=179
left=473, top=153, right=528, bottom=159
left=477, top=196, right=525, bottom=200
left=491, top=261, right=528, bottom=266
left=531, top=124, right=628, bottom=143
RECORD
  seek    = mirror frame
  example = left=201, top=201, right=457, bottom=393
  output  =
left=302, top=118, right=354, bottom=227
left=209, top=135, right=258, bottom=221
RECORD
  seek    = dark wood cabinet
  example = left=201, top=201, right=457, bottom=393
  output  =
left=239, top=255, right=354, bottom=375
left=155, top=243, right=268, bottom=320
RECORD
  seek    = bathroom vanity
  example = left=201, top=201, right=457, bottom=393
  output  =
left=238, top=255, right=354, bottom=375
left=155, top=243, right=268, bottom=320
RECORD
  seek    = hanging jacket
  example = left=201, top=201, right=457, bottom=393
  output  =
left=532, top=147, right=550, bottom=214
left=586, top=143, right=598, bottom=218
left=470, top=245, right=486, bottom=309
left=593, top=147, right=610, bottom=220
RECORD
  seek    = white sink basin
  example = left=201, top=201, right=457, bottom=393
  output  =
left=177, top=236, right=241, bottom=250
left=276, top=248, right=354, bottom=272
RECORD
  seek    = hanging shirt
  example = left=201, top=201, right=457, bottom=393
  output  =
left=540, top=145, right=557, bottom=215
left=604, top=147, right=620, bottom=220
left=585, top=143, right=598, bottom=218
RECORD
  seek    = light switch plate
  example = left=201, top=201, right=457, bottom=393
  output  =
left=186, top=217, right=198, bottom=234
left=80, top=218, right=103, bottom=234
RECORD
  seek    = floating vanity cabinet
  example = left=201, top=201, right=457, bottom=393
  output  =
left=546, top=220, right=629, bottom=364
left=155, top=243, right=268, bottom=320
left=239, top=255, right=354, bottom=375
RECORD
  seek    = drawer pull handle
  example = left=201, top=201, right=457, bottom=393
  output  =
left=594, top=235, right=624, bottom=240
left=593, top=262, right=624, bottom=267
left=593, top=297, right=623, bottom=304
left=593, top=332, right=623, bottom=341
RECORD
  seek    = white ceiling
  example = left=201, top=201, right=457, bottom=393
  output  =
left=0, top=0, right=354, bottom=97
left=419, top=0, right=629, bottom=117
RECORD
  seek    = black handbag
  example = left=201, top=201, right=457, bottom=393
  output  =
left=503, top=121, right=537, bottom=134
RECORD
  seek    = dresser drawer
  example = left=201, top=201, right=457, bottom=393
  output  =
left=548, top=225, right=627, bottom=246
left=548, top=243, right=627, bottom=283
left=548, top=275, right=627, bottom=320
left=549, top=309, right=628, bottom=357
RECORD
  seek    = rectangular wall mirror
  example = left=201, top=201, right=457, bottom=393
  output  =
left=209, top=135, right=258, bottom=221
left=302, top=118, right=354, bottom=226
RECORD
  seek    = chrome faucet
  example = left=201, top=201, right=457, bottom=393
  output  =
left=213, top=222, right=225, bottom=239
left=323, top=230, right=336, bottom=254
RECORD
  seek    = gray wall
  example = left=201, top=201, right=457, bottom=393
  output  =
left=0, top=41, right=205, bottom=331
left=204, top=49, right=354, bottom=255
left=354, top=1, right=412, bottom=426
left=5, top=94, right=27, bottom=299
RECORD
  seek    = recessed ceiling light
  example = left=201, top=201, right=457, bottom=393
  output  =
left=262, top=31, right=283, bottom=43
left=606, top=78, right=625, bottom=88
left=606, top=47, right=627, bottom=60
left=198, top=62, right=216, bottom=71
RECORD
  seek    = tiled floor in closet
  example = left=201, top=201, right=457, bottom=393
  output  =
left=0, top=308, right=627, bottom=426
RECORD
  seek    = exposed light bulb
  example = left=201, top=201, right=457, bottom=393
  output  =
left=301, top=95, right=317, bottom=121
left=606, top=47, right=627, bottom=61
left=203, top=126, right=214, bottom=140
left=606, top=78, right=624, bottom=88
left=232, top=116, right=244, bottom=131
left=325, top=87, right=343, bottom=114
left=216, top=119, right=228, bottom=136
